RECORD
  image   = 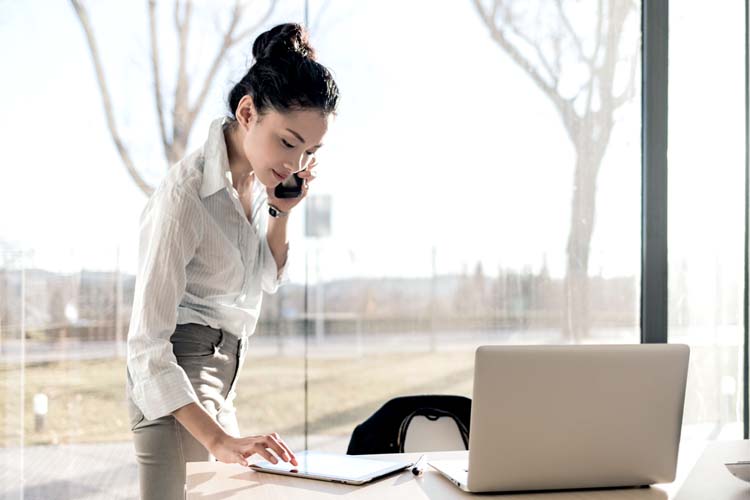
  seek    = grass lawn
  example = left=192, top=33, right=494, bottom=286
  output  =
left=0, top=342, right=740, bottom=447
left=0, top=350, right=475, bottom=447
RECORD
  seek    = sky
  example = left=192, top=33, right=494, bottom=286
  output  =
left=0, top=0, right=744, bottom=291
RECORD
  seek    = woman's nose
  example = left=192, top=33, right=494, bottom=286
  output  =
left=281, top=162, right=296, bottom=175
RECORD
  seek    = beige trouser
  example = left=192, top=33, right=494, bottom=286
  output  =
left=127, top=323, right=247, bottom=500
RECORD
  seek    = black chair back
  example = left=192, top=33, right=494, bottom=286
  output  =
left=346, top=394, right=471, bottom=455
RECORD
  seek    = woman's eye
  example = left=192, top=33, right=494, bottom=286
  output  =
left=281, top=139, right=294, bottom=148
left=305, top=151, right=315, bottom=156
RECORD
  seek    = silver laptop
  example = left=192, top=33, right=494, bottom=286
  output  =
left=430, top=344, right=690, bottom=493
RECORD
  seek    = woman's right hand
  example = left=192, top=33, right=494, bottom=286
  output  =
left=172, top=403, right=297, bottom=467
left=209, top=432, right=298, bottom=467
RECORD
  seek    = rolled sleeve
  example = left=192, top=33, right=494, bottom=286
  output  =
left=126, top=188, right=204, bottom=421
left=128, top=348, right=198, bottom=421
left=261, top=234, right=290, bottom=294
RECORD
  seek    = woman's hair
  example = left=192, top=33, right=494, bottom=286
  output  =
left=228, top=23, right=339, bottom=118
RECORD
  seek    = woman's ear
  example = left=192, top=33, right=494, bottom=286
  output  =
left=236, top=95, right=256, bottom=130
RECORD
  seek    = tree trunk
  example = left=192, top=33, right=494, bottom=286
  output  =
left=563, top=123, right=610, bottom=341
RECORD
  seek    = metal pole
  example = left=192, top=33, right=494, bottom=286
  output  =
left=743, top=0, right=749, bottom=439
left=302, top=0, right=310, bottom=453
left=20, top=254, right=26, bottom=500
left=315, top=246, right=324, bottom=343
left=115, top=246, right=124, bottom=357
left=430, top=246, right=437, bottom=352
left=304, top=243, right=309, bottom=451
left=641, top=0, right=669, bottom=344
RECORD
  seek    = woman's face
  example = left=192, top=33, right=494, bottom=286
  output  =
left=240, top=102, right=331, bottom=188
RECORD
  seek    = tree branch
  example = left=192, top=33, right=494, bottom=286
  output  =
left=231, top=0, right=276, bottom=44
left=185, top=1, right=242, bottom=130
left=582, top=0, right=608, bottom=117
left=554, top=0, right=591, bottom=67
left=613, top=48, right=638, bottom=108
left=188, top=0, right=277, bottom=129
left=591, top=0, right=605, bottom=67
left=550, top=30, right=563, bottom=86
left=69, top=0, right=153, bottom=196
left=598, top=0, right=634, bottom=111
left=309, top=0, right=332, bottom=34
left=148, top=0, right=171, bottom=161
left=171, top=0, right=192, bottom=161
left=473, top=0, right=570, bottom=119
left=498, top=3, right=559, bottom=88
left=174, top=0, right=183, bottom=32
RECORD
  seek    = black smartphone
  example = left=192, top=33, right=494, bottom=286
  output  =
left=274, top=172, right=304, bottom=198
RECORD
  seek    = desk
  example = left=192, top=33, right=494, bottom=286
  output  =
left=674, top=440, right=750, bottom=499
left=186, top=442, right=718, bottom=500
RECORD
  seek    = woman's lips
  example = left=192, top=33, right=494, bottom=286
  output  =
left=272, top=170, right=286, bottom=182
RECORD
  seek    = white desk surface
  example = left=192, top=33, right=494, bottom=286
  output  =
left=186, top=441, right=748, bottom=500
left=674, top=439, right=750, bottom=500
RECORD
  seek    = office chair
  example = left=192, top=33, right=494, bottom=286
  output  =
left=346, top=395, right=471, bottom=455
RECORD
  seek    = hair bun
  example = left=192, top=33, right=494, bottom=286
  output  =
left=252, top=23, right=316, bottom=62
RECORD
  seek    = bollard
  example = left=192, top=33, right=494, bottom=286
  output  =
left=33, top=393, right=48, bottom=432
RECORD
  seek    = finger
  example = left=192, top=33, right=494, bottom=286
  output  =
left=269, top=433, right=294, bottom=464
left=254, top=446, right=279, bottom=464
left=297, top=169, right=316, bottom=180
left=272, top=433, right=298, bottom=466
left=303, top=159, right=318, bottom=174
left=221, top=448, right=248, bottom=467
left=264, top=436, right=291, bottom=463
left=243, top=438, right=281, bottom=464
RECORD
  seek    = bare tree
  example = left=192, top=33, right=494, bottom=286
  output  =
left=473, top=0, right=638, bottom=341
left=70, top=0, right=277, bottom=196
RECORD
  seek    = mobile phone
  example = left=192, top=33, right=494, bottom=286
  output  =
left=274, top=172, right=304, bottom=198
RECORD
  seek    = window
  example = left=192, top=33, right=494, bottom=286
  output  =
left=250, top=0, right=643, bottom=451
left=669, top=0, right=746, bottom=442
left=4, top=1, right=741, bottom=498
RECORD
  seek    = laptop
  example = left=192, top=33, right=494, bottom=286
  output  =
left=430, top=344, right=690, bottom=493
left=250, top=450, right=414, bottom=485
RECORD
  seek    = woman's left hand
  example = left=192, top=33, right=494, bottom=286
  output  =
left=266, top=157, right=318, bottom=214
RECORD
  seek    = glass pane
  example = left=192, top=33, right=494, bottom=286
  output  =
left=1, top=1, right=308, bottom=497
left=299, top=0, right=642, bottom=451
left=669, top=0, right=745, bottom=443
left=2, top=0, right=646, bottom=496
left=0, top=248, right=25, bottom=497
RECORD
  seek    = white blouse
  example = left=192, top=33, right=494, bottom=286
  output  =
left=127, top=117, right=289, bottom=420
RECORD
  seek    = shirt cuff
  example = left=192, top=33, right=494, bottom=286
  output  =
left=262, top=236, right=291, bottom=294
left=130, top=364, right=200, bottom=421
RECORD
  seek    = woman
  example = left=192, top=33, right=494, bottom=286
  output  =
left=125, top=22, right=339, bottom=500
